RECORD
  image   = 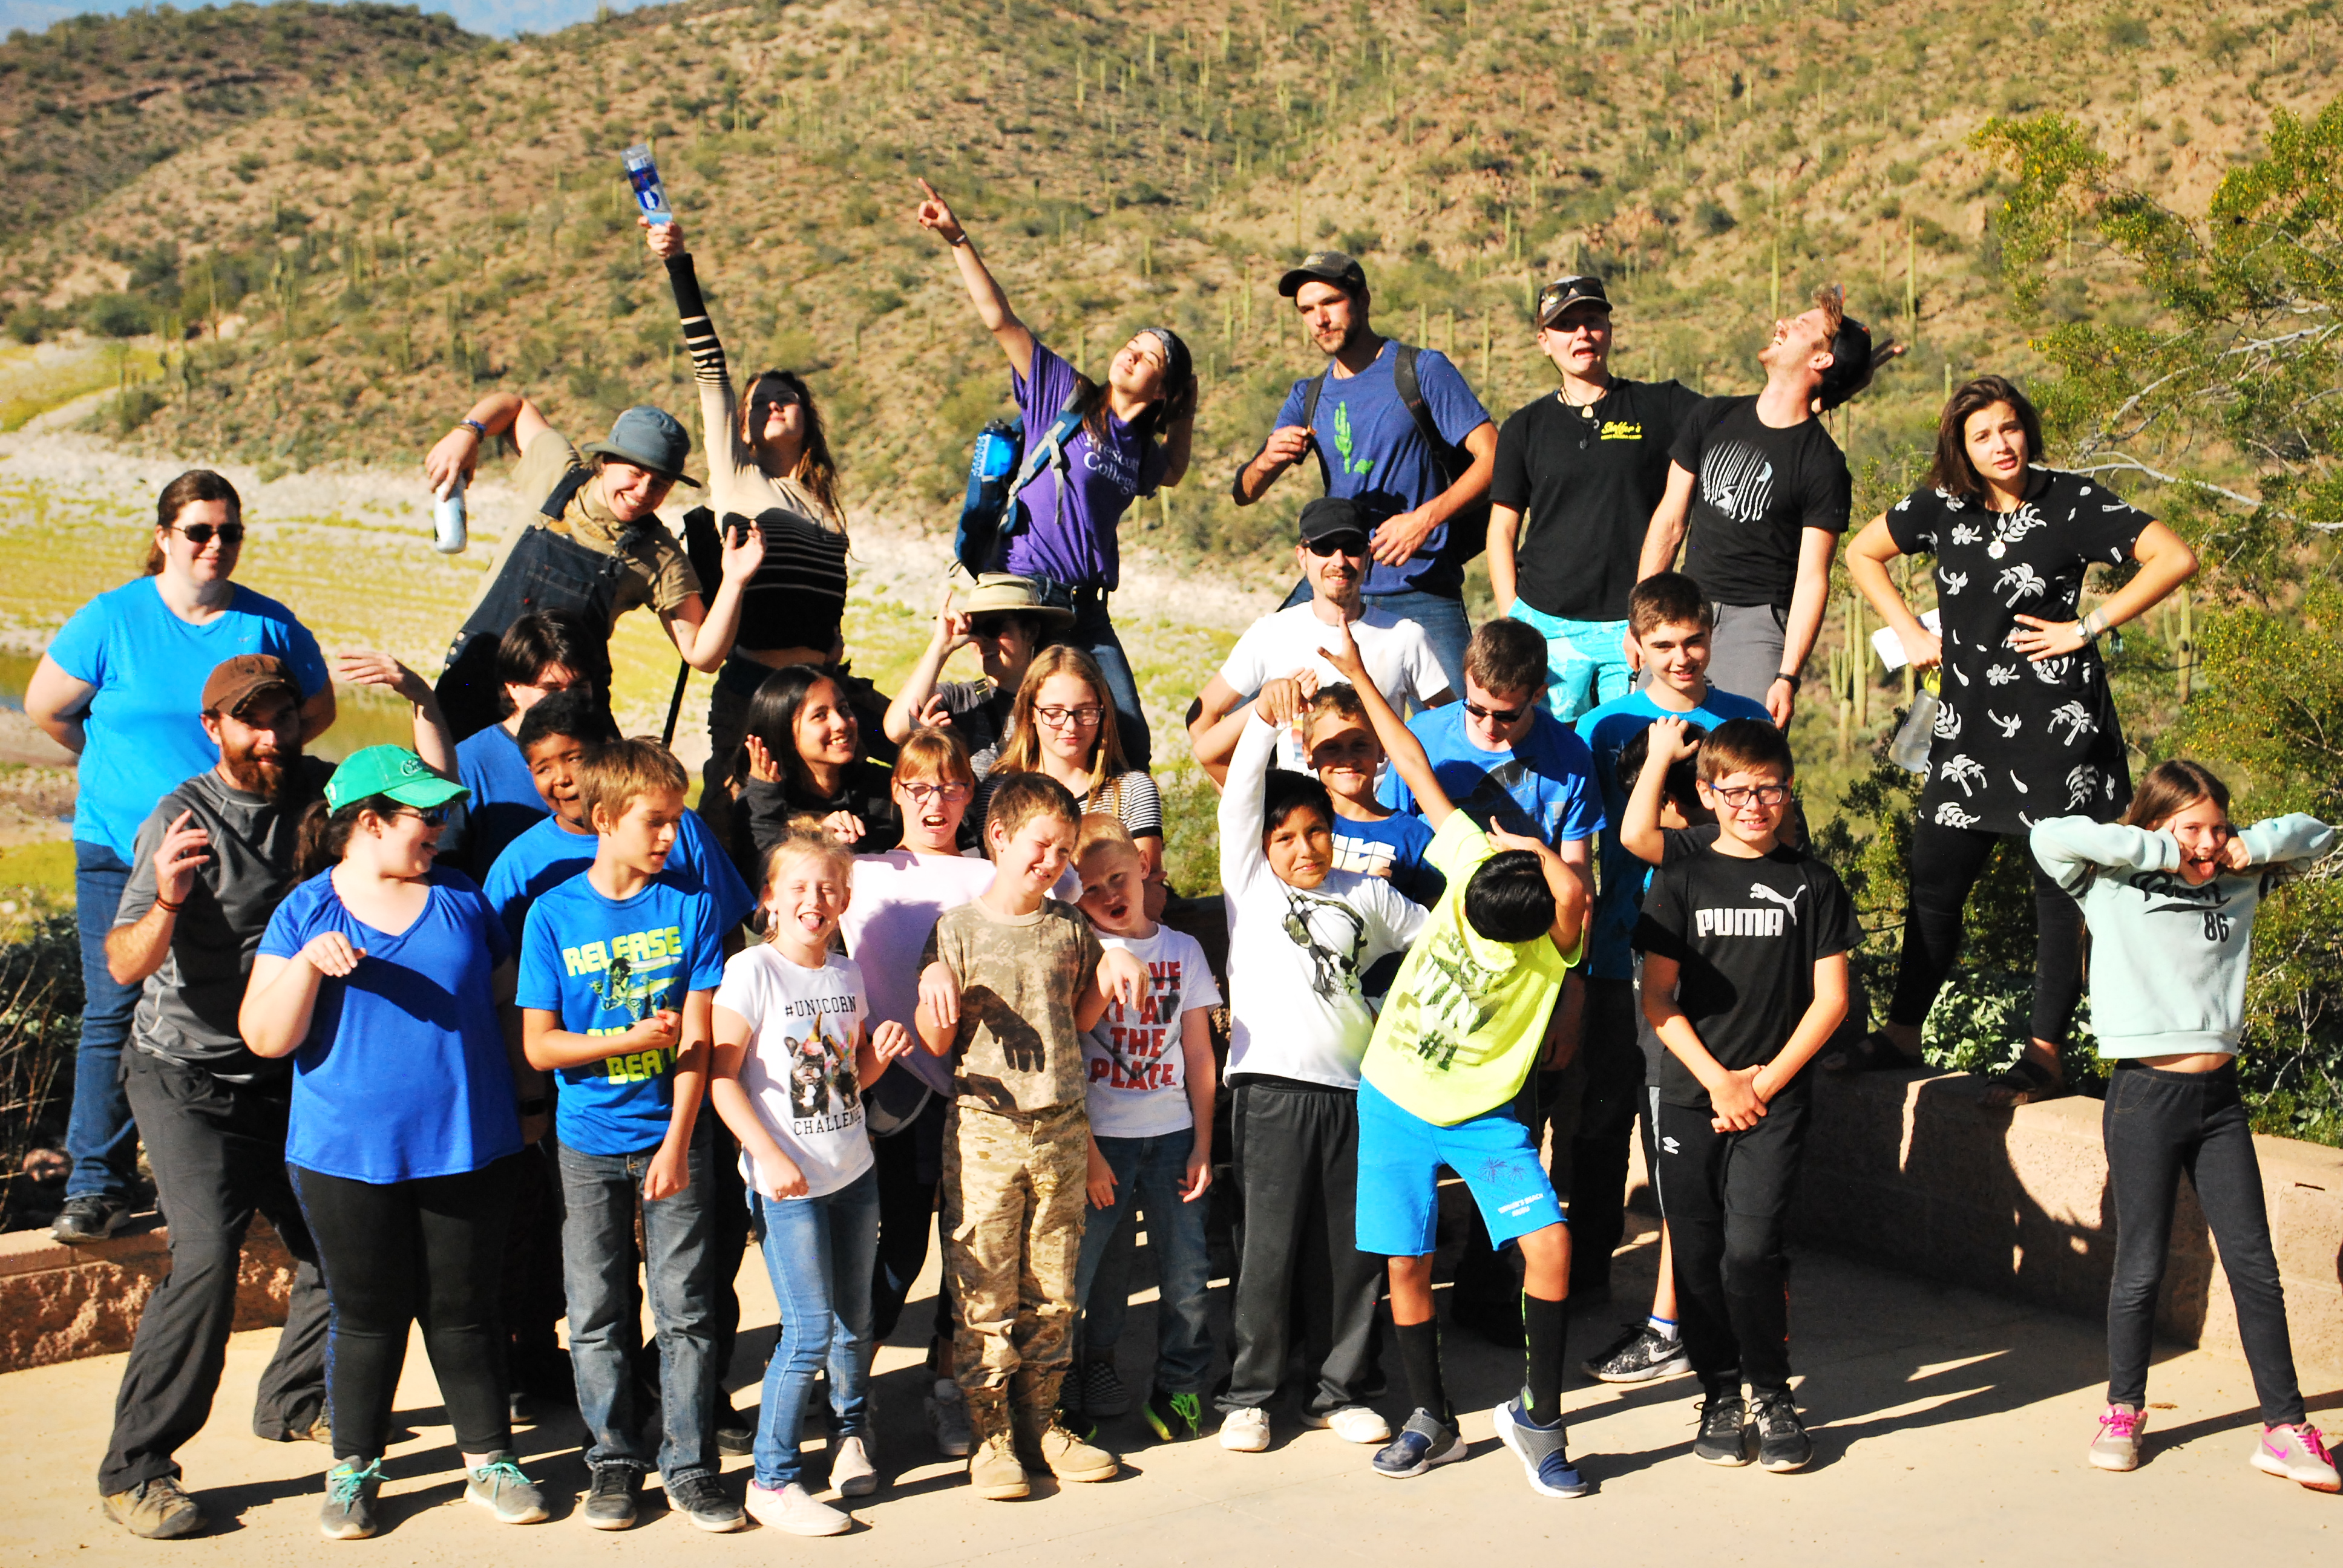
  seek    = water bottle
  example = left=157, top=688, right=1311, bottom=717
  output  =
left=433, top=472, right=468, bottom=554
left=623, top=143, right=672, bottom=224
left=1889, top=673, right=1939, bottom=774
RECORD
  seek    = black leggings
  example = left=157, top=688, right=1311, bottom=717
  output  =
left=292, top=1155, right=522, bottom=1462
left=2105, top=1062, right=2304, bottom=1426
left=1889, top=818, right=2085, bottom=1042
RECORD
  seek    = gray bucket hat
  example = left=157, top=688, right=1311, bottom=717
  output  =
left=580, top=405, right=701, bottom=487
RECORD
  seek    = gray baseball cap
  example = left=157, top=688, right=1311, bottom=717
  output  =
left=1278, top=250, right=1369, bottom=299
left=580, top=405, right=701, bottom=487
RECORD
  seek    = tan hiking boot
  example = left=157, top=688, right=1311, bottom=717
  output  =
left=1013, top=1367, right=1118, bottom=1482
left=964, top=1387, right=1029, bottom=1500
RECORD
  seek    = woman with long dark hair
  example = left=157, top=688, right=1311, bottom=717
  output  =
left=643, top=217, right=863, bottom=843
left=241, top=746, right=550, bottom=1538
left=730, top=665, right=902, bottom=869
left=914, top=177, right=1196, bottom=770
left=25, top=469, right=336, bottom=1245
left=1833, top=376, right=2197, bottom=1105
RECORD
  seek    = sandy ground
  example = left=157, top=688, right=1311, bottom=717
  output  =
left=7, top=1218, right=2338, bottom=1567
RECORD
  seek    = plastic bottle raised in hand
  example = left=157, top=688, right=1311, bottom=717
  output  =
left=623, top=144, right=672, bottom=224
left=433, top=472, right=468, bottom=554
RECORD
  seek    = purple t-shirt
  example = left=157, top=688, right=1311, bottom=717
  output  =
left=1002, top=341, right=1170, bottom=591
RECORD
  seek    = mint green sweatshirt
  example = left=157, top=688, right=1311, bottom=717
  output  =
left=2029, top=814, right=2335, bottom=1058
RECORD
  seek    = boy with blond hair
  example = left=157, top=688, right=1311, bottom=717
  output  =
left=916, top=774, right=1148, bottom=1499
left=515, top=739, right=741, bottom=1532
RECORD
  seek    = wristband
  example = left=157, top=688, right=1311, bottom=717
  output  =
left=1772, top=673, right=1802, bottom=693
left=154, top=896, right=184, bottom=913
left=947, top=232, right=971, bottom=248
left=2078, top=609, right=2107, bottom=641
left=457, top=417, right=488, bottom=438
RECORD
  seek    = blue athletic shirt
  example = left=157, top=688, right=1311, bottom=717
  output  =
left=445, top=721, right=548, bottom=877
left=1575, top=687, right=1774, bottom=979
left=1329, top=809, right=1445, bottom=909
left=482, top=809, right=755, bottom=949
left=261, top=866, right=521, bottom=1184
left=47, top=578, right=329, bottom=858
left=1378, top=704, right=1605, bottom=849
left=1271, top=340, right=1491, bottom=598
left=516, top=869, right=729, bottom=1157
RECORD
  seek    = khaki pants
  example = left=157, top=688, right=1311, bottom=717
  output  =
left=943, top=1101, right=1088, bottom=1394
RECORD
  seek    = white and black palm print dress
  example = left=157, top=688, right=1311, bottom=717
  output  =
left=1884, top=468, right=2150, bottom=834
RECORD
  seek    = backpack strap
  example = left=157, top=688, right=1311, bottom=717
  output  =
left=1392, top=342, right=1461, bottom=483
left=1299, top=369, right=1333, bottom=491
left=1011, top=397, right=1086, bottom=498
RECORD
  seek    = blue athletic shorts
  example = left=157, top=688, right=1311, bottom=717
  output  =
left=1355, top=1076, right=1565, bottom=1256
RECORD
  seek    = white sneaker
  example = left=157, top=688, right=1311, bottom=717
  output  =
left=830, top=1434, right=879, bottom=1498
left=744, top=1480, right=851, bottom=1537
left=1321, top=1406, right=1392, bottom=1445
left=924, top=1379, right=972, bottom=1459
left=1220, top=1406, right=1271, bottom=1452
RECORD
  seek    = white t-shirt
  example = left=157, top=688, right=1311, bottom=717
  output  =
left=843, top=850, right=998, bottom=1097
left=1219, top=716, right=1428, bottom=1088
left=1083, top=925, right=1223, bottom=1138
left=1216, top=603, right=1452, bottom=770
left=713, top=946, right=874, bottom=1200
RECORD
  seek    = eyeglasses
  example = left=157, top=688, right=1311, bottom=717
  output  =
left=1708, top=783, right=1791, bottom=809
left=1304, top=535, right=1369, bottom=558
left=1034, top=704, right=1106, bottom=730
left=394, top=804, right=454, bottom=827
left=174, top=522, right=246, bottom=547
left=1463, top=699, right=1527, bottom=726
left=897, top=781, right=973, bottom=805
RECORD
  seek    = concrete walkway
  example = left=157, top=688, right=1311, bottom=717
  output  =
left=8, top=1220, right=2338, bottom=1566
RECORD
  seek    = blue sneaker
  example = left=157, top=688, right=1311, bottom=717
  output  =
left=1372, top=1408, right=1467, bottom=1478
left=1494, top=1397, right=1592, bottom=1498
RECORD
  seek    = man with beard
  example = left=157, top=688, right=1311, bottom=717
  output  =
left=95, top=652, right=456, bottom=1539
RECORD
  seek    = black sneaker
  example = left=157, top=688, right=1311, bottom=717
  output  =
left=666, top=1471, right=747, bottom=1534
left=53, top=1193, right=129, bottom=1245
left=1079, top=1359, right=1132, bottom=1418
left=507, top=1390, right=536, bottom=1429
left=715, top=1405, right=755, bottom=1457
left=1582, top=1323, right=1692, bottom=1384
left=1142, top=1385, right=1205, bottom=1443
left=1752, top=1390, right=1813, bottom=1473
left=1693, top=1391, right=1752, bottom=1466
left=583, top=1465, right=639, bottom=1530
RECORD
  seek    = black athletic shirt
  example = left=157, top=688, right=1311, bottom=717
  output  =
left=1671, top=395, right=1852, bottom=611
left=1635, top=834, right=1858, bottom=1109
left=1492, top=377, right=1703, bottom=622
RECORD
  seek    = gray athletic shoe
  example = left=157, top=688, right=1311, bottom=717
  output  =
left=2089, top=1404, right=2145, bottom=1472
left=464, top=1454, right=548, bottom=1524
left=316, top=1460, right=382, bottom=1540
left=1372, top=1409, right=1467, bottom=1478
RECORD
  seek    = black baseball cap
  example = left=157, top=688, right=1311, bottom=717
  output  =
left=1299, top=496, right=1371, bottom=546
left=1278, top=250, right=1368, bottom=299
left=1535, top=275, right=1611, bottom=326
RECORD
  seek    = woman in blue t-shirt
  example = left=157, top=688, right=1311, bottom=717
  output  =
left=914, top=177, right=1197, bottom=770
left=25, top=469, right=335, bottom=1244
left=241, top=746, right=550, bottom=1539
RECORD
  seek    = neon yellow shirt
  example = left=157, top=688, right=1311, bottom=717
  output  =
left=1361, top=813, right=1579, bottom=1126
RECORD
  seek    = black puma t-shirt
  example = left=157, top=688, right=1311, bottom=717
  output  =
left=1671, top=395, right=1852, bottom=610
left=1634, top=835, right=1858, bottom=1109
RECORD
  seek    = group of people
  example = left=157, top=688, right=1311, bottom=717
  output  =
left=28, top=175, right=2341, bottom=1543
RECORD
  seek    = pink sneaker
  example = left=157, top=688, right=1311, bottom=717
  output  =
left=2253, top=1423, right=2342, bottom=1492
left=2088, top=1405, right=2145, bottom=1472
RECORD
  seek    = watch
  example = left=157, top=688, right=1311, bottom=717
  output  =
left=2078, top=609, right=2108, bottom=641
left=1772, top=673, right=1802, bottom=692
left=457, top=417, right=488, bottom=438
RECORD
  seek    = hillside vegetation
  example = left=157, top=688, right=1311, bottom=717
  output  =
left=0, top=2, right=471, bottom=241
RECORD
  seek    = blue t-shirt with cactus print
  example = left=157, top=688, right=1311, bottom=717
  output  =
left=1273, top=339, right=1490, bottom=597
left=516, top=869, right=729, bottom=1156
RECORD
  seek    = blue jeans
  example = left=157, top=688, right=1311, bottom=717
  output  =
left=68, top=840, right=142, bottom=1203
left=1362, top=589, right=1470, bottom=698
left=557, top=1133, right=719, bottom=1483
left=1072, top=1132, right=1214, bottom=1396
left=750, top=1167, right=880, bottom=1489
left=1507, top=601, right=1636, bottom=722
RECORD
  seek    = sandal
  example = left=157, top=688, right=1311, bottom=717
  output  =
left=1978, top=1056, right=2066, bottom=1108
left=1820, top=1030, right=1921, bottom=1076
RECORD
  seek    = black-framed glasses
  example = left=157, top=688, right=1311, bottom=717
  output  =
left=1304, top=534, right=1369, bottom=558
left=898, top=780, right=973, bottom=805
left=1464, top=699, right=1526, bottom=726
left=395, top=804, right=454, bottom=827
left=174, top=522, right=246, bottom=547
left=1034, top=704, right=1106, bottom=730
left=1709, top=783, right=1791, bottom=809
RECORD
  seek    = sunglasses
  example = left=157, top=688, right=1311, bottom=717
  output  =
left=394, top=804, right=454, bottom=827
left=1463, top=699, right=1527, bottom=727
left=897, top=780, right=973, bottom=805
left=968, top=615, right=1023, bottom=639
left=750, top=388, right=802, bottom=419
left=1708, top=783, right=1791, bottom=809
left=1304, top=534, right=1369, bottom=558
left=174, top=522, right=246, bottom=547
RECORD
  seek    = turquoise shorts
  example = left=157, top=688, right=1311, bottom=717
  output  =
left=1354, top=1077, right=1564, bottom=1257
left=1507, top=601, right=1636, bottom=722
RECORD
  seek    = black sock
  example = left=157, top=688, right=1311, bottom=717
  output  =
left=1522, top=1293, right=1568, bottom=1427
left=1395, top=1319, right=1449, bottom=1425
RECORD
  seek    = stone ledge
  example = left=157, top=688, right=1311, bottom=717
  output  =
left=0, top=1214, right=297, bottom=1374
